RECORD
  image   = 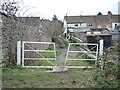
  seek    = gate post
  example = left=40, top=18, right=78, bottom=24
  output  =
left=17, top=41, right=21, bottom=65
left=99, top=39, right=104, bottom=69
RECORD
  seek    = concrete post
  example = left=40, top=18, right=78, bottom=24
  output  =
left=99, top=39, right=104, bottom=69
left=99, top=40, right=103, bottom=56
left=17, top=41, right=21, bottom=65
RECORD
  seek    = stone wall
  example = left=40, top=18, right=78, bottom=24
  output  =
left=1, top=13, right=51, bottom=65
left=40, top=19, right=63, bottom=37
left=0, top=15, right=2, bottom=64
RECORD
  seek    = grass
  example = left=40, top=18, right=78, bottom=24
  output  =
left=0, top=67, right=2, bottom=88
left=67, top=68, right=97, bottom=88
left=24, top=52, right=57, bottom=66
left=41, top=60, right=57, bottom=66
left=2, top=63, right=118, bottom=88
left=66, top=60, right=95, bottom=67
left=2, top=67, right=98, bottom=88
left=70, top=40, right=76, bottom=43
left=2, top=42, right=119, bottom=88
left=60, top=37, right=68, bottom=48
left=24, top=47, right=61, bottom=67
left=56, top=48, right=61, bottom=55
left=43, top=52, right=55, bottom=58
left=66, top=52, right=95, bottom=66
left=75, top=45, right=84, bottom=50
left=24, top=60, right=56, bottom=66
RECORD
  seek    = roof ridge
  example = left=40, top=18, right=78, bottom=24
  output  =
left=65, top=14, right=120, bottom=17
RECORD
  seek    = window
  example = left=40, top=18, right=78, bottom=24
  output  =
left=115, top=24, right=117, bottom=28
left=89, top=24, right=92, bottom=27
left=106, top=24, right=110, bottom=28
left=74, top=24, right=78, bottom=26
left=98, top=25, right=101, bottom=28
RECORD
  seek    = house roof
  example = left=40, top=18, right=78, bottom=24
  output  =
left=64, top=14, right=120, bottom=24
left=64, top=16, right=84, bottom=24
left=112, top=15, right=120, bottom=22
left=82, top=16, right=96, bottom=23
left=95, top=15, right=110, bottom=23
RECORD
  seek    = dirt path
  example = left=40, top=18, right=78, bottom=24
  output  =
left=57, top=48, right=67, bottom=66
left=56, top=45, right=78, bottom=66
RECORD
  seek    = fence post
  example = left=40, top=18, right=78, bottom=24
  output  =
left=17, top=41, right=21, bottom=65
left=99, top=39, right=104, bottom=69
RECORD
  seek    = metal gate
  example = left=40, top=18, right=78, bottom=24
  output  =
left=17, top=41, right=57, bottom=68
left=17, top=41, right=101, bottom=71
left=65, top=43, right=98, bottom=68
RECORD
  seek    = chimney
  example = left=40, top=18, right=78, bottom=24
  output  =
left=80, top=15, right=83, bottom=22
left=108, top=11, right=112, bottom=23
left=108, top=11, right=112, bottom=17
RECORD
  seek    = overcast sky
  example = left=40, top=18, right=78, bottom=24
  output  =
left=22, top=0, right=120, bottom=20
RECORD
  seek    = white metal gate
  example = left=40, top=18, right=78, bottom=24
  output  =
left=17, top=41, right=57, bottom=68
left=17, top=41, right=102, bottom=71
left=65, top=43, right=98, bottom=68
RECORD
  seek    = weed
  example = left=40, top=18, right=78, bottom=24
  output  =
left=93, top=45, right=119, bottom=88
left=60, top=37, right=68, bottom=48
left=70, top=40, right=76, bottom=43
left=2, top=67, right=97, bottom=88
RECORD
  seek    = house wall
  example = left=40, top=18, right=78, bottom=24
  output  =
left=112, top=23, right=120, bottom=30
left=94, top=23, right=112, bottom=28
left=63, top=20, right=67, bottom=34
left=66, top=22, right=112, bottom=30
left=67, top=23, right=87, bottom=28
left=76, top=22, right=112, bottom=29
left=86, top=23, right=96, bottom=28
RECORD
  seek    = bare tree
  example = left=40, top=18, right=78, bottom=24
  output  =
left=0, top=0, right=22, bottom=16
left=51, top=14, right=63, bottom=36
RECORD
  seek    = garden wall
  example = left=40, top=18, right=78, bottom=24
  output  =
left=0, top=13, right=51, bottom=65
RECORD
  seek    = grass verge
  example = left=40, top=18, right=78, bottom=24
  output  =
left=2, top=67, right=97, bottom=88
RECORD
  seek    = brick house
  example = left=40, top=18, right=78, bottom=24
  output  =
left=63, top=11, right=120, bottom=34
